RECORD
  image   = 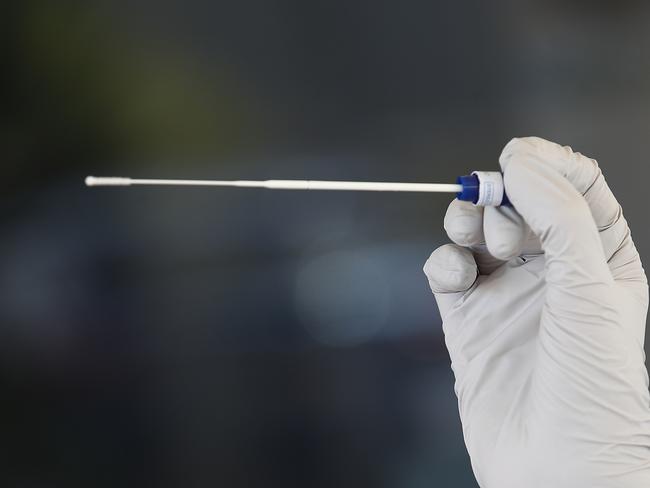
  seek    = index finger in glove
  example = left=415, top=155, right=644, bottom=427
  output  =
left=499, top=137, right=647, bottom=299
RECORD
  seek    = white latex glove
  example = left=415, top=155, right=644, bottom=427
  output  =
left=423, top=137, right=650, bottom=487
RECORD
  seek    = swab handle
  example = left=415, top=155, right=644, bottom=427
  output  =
left=84, top=174, right=509, bottom=206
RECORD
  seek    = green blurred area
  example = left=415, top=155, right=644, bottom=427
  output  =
left=2, top=1, right=257, bottom=191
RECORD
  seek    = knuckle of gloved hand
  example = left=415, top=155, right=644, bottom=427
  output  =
left=444, top=219, right=479, bottom=247
left=423, top=244, right=477, bottom=293
left=443, top=206, right=483, bottom=247
left=499, top=136, right=545, bottom=166
left=483, top=207, right=527, bottom=260
left=486, top=238, right=519, bottom=261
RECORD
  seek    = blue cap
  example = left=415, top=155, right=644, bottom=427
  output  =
left=456, top=173, right=511, bottom=206
left=456, top=174, right=480, bottom=204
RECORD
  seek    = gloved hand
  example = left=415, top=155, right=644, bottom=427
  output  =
left=423, top=137, right=650, bottom=487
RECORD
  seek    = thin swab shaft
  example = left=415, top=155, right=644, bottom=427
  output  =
left=85, top=176, right=462, bottom=193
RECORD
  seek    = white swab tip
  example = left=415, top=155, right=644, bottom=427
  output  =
left=85, top=176, right=131, bottom=186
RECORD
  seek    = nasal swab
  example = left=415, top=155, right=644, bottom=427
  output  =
left=85, top=176, right=462, bottom=193
left=85, top=171, right=508, bottom=207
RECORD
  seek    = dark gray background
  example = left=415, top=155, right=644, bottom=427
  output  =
left=1, top=1, right=649, bottom=486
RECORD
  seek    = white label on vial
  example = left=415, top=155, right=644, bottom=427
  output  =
left=471, top=171, right=504, bottom=207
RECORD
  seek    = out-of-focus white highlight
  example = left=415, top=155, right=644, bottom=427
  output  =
left=294, top=250, right=391, bottom=346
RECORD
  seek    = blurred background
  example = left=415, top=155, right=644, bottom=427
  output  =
left=2, top=0, right=650, bottom=486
